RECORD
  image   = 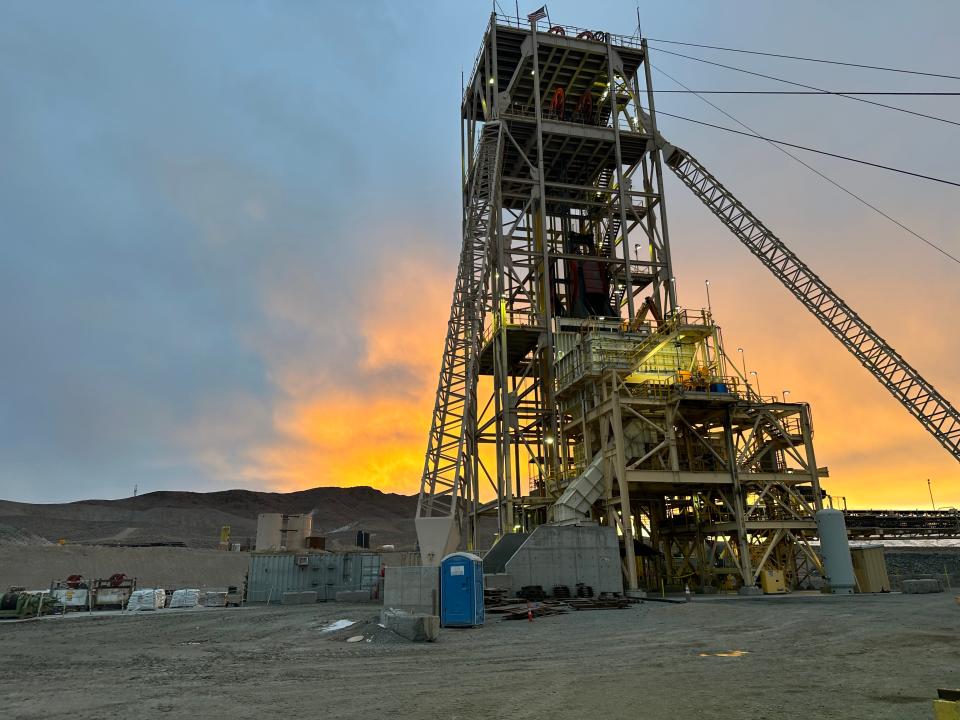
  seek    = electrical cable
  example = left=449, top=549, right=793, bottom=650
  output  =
left=647, top=38, right=960, bottom=82
left=654, top=90, right=960, bottom=96
left=651, top=47, right=960, bottom=128
left=654, top=111, right=960, bottom=188
left=652, top=64, right=960, bottom=266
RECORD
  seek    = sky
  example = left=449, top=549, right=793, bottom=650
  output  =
left=2, top=1, right=959, bottom=508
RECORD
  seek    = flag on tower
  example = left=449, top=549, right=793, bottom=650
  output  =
left=527, top=5, right=547, bottom=23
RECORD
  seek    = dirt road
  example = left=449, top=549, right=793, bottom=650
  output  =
left=2, top=593, right=958, bottom=719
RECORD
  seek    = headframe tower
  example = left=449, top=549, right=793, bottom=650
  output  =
left=417, top=13, right=826, bottom=593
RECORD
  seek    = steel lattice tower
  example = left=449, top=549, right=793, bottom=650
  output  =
left=417, top=14, right=827, bottom=593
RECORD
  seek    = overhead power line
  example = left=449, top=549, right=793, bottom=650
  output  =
left=652, top=64, right=960, bottom=266
left=655, top=110, right=960, bottom=188
left=654, top=90, right=960, bottom=96
left=647, top=38, right=960, bottom=82
left=651, top=47, right=960, bottom=128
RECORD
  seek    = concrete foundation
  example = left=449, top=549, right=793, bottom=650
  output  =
left=902, top=578, right=944, bottom=594
left=503, top=523, right=622, bottom=595
left=380, top=608, right=440, bottom=642
left=483, top=573, right=512, bottom=591
left=383, top=565, right=440, bottom=615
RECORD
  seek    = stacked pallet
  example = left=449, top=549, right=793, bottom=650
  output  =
left=127, top=588, right=165, bottom=611
left=489, top=601, right=568, bottom=620
left=565, top=596, right=630, bottom=610
left=575, top=583, right=594, bottom=598
left=484, top=587, right=508, bottom=606
left=169, top=589, right=200, bottom=609
left=517, top=585, right=546, bottom=601
left=203, top=591, right=228, bottom=608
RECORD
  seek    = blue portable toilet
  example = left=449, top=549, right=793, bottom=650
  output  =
left=440, top=552, right=484, bottom=627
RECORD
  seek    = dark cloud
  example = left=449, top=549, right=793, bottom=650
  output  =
left=1, top=1, right=958, bottom=504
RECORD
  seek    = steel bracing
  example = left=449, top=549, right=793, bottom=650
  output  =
left=416, top=12, right=959, bottom=588
left=665, top=148, right=960, bottom=464
left=416, top=123, right=502, bottom=542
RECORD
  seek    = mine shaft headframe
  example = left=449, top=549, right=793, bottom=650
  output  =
left=663, top=143, right=960, bottom=463
left=460, top=13, right=680, bottom=321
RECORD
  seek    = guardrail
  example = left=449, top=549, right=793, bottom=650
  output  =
left=494, top=14, right=643, bottom=49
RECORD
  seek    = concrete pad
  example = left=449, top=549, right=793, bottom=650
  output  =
left=903, top=579, right=943, bottom=594
left=335, top=589, right=372, bottom=603
left=380, top=609, right=439, bottom=642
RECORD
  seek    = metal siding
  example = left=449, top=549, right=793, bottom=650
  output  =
left=247, top=552, right=385, bottom=603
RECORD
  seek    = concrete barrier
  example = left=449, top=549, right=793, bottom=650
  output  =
left=281, top=591, right=318, bottom=605
left=381, top=608, right=439, bottom=642
left=902, top=578, right=944, bottom=594
left=383, top=566, right=439, bottom=615
left=483, top=573, right=512, bottom=591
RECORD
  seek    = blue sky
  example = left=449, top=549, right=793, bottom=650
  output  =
left=2, top=1, right=959, bottom=506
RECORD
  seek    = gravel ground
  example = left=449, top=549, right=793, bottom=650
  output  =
left=2, top=593, right=958, bottom=719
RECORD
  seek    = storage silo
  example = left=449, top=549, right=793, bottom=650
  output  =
left=815, top=509, right=856, bottom=594
left=255, top=513, right=284, bottom=551
left=255, top=513, right=313, bottom=551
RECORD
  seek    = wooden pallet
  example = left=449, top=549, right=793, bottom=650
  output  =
left=564, top=597, right=630, bottom=611
left=490, top=601, right=568, bottom=620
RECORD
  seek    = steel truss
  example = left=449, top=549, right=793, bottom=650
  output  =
left=417, top=13, right=960, bottom=589
left=665, top=149, right=960, bottom=463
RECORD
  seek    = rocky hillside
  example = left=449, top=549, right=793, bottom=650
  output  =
left=0, top=486, right=419, bottom=550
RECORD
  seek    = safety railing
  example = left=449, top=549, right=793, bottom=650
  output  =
left=500, top=103, right=643, bottom=135
left=494, top=14, right=643, bottom=49
left=481, top=308, right=539, bottom=349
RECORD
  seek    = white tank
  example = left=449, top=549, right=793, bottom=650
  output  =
left=255, top=513, right=284, bottom=551
left=815, top=509, right=856, bottom=594
left=255, top=513, right=313, bottom=551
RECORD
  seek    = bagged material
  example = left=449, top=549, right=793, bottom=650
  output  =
left=127, top=588, right=165, bottom=611
left=203, top=591, right=228, bottom=608
left=169, top=588, right=200, bottom=609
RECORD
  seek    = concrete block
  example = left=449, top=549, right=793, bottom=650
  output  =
left=281, top=591, right=317, bottom=605
left=384, top=566, right=439, bottom=615
left=738, top=586, right=763, bottom=596
left=902, top=578, right=944, bottom=594
left=381, top=609, right=439, bottom=642
left=335, top=589, right=372, bottom=603
left=483, top=573, right=512, bottom=591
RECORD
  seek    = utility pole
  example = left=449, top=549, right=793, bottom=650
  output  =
left=927, top=478, right=936, bottom=510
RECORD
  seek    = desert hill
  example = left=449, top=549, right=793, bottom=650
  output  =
left=0, top=486, right=419, bottom=550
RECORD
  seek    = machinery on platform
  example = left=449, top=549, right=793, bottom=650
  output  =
left=416, top=13, right=960, bottom=592
left=90, top=573, right=136, bottom=610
